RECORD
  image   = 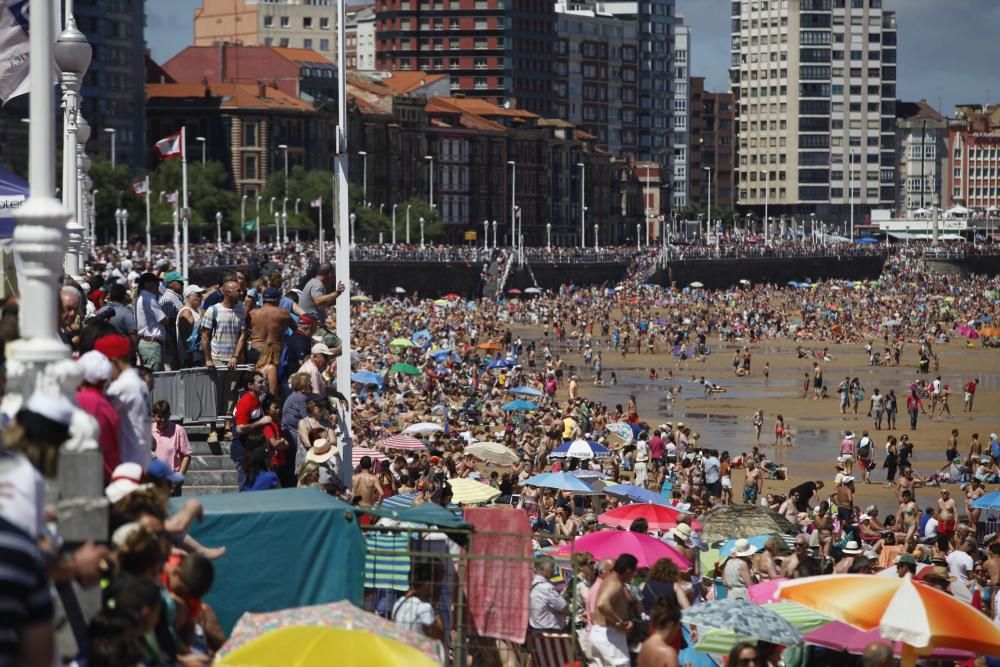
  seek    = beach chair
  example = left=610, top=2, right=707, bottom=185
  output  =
left=527, top=632, right=576, bottom=667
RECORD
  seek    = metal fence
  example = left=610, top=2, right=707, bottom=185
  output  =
left=151, top=365, right=255, bottom=423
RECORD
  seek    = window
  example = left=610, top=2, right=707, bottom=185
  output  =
left=303, top=16, right=313, bottom=29
left=279, top=38, right=289, bottom=47
left=320, top=38, right=329, bottom=51
left=243, top=121, right=257, bottom=147
left=320, top=17, right=329, bottom=29
left=280, top=16, right=289, bottom=28
left=263, top=15, right=273, bottom=27
left=244, top=155, right=258, bottom=180
left=303, top=38, right=312, bottom=49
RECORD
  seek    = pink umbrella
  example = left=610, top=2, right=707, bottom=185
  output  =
left=748, top=578, right=787, bottom=604
left=805, top=620, right=974, bottom=660
left=558, top=530, right=690, bottom=569
left=381, top=434, right=425, bottom=451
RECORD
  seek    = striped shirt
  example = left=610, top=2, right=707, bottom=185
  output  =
left=201, top=303, right=246, bottom=364
left=0, top=516, right=53, bottom=667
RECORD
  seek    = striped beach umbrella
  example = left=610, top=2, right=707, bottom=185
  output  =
left=381, top=434, right=425, bottom=451
left=446, top=478, right=501, bottom=505
left=352, top=447, right=386, bottom=468
left=694, top=602, right=830, bottom=654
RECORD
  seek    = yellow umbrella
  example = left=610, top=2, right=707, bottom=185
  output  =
left=447, top=477, right=501, bottom=504
left=216, top=626, right=438, bottom=667
left=465, top=441, right=519, bottom=465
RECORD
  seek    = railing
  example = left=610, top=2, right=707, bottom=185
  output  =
left=495, top=252, right=515, bottom=296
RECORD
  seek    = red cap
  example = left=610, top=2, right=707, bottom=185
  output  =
left=94, top=334, right=131, bottom=360
left=299, top=314, right=318, bottom=326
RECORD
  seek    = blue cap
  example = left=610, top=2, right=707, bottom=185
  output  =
left=147, top=458, right=184, bottom=484
left=263, top=287, right=281, bottom=301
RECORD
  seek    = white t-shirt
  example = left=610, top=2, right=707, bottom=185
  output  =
left=392, top=596, right=435, bottom=636
left=135, top=290, right=167, bottom=339
left=923, top=516, right=938, bottom=540
left=635, top=440, right=649, bottom=463
left=0, top=451, right=45, bottom=539
left=946, top=550, right=974, bottom=585
left=107, top=367, right=152, bottom=468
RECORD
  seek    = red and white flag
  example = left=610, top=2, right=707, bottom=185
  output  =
left=131, top=177, right=149, bottom=196
left=154, top=130, right=183, bottom=159
left=165, top=191, right=178, bottom=205
left=310, top=197, right=322, bottom=208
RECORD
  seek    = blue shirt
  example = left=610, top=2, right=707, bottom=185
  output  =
left=246, top=471, right=279, bottom=491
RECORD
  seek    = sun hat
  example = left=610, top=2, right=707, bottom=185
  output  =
left=307, top=438, right=337, bottom=464
left=671, top=523, right=692, bottom=543
left=841, top=540, right=863, bottom=555
left=105, top=462, right=150, bottom=504
left=730, top=538, right=758, bottom=558
left=78, top=350, right=112, bottom=385
left=24, top=391, right=74, bottom=426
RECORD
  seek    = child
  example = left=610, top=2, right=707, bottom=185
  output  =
left=610, top=371, right=618, bottom=386
left=162, top=552, right=218, bottom=656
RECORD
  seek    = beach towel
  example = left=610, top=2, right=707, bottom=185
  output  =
left=464, top=507, right=533, bottom=643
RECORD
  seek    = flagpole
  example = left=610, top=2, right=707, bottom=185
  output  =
left=318, top=197, right=324, bottom=263
left=334, top=0, right=353, bottom=490
left=144, top=176, right=151, bottom=261
left=173, top=199, right=180, bottom=269
left=181, top=126, right=189, bottom=277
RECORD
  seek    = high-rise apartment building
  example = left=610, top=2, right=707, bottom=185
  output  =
left=671, top=24, right=690, bottom=209
left=894, top=99, right=946, bottom=216
left=729, top=0, right=897, bottom=221
left=374, top=0, right=556, bottom=116
left=947, top=104, right=1000, bottom=211
left=194, top=0, right=338, bottom=62
left=689, top=77, right=735, bottom=210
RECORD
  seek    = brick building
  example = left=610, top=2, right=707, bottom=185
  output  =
left=947, top=104, right=1000, bottom=211
left=689, top=77, right=735, bottom=211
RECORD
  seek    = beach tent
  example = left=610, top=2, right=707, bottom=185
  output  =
left=0, top=164, right=27, bottom=239
left=168, top=488, right=366, bottom=633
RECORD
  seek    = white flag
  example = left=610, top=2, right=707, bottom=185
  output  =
left=0, top=0, right=32, bottom=103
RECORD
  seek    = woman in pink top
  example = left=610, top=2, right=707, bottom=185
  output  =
left=151, top=400, right=192, bottom=491
left=839, top=433, right=856, bottom=475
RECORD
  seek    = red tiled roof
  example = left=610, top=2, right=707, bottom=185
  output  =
left=145, top=82, right=313, bottom=111
left=379, top=71, right=449, bottom=94
left=271, top=47, right=334, bottom=65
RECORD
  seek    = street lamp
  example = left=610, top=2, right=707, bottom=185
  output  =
left=810, top=212, right=816, bottom=245
left=273, top=211, right=280, bottom=241
left=113, top=209, right=121, bottom=248
left=391, top=204, right=398, bottom=244
left=379, top=203, right=384, bottom=218
left=358, top=150, right=368, bottom=205
left=269, top=196, right=276, bottom=215
left=483, top=219, right=489, bottom=251
left=577, top=162, right=586, bottom=248
left=405, top=204, right=411, bottom=244
left=636, top=223, right=641, bottom=250
left=425, top=154, right=435, bottom=211
left=103, top=128, right=116, bottom=168
left=281, top=210, right=288, bottom=244
left=55, top=11, right=91, bottom=276
left=349, top=212, right=356, bottom=244
left=593, top=223, right=598, bottom=251
left=120, top=208, right=128, bottom=249
left=492, top=220, right=497, bottom=249
left=278, top=143, right=289, bottom=182
left=215, top=211, right=223, bottom=250
left=704, top=166, right=713, bottom=246
left=295, top=198, right=301, bottom=214
left=507, top=160, right=516, bottom=249
left=195, top=136, right=206, bottom=165
left=419, top=216, right=425, bottom=248
left=546, top=222, right=551, bottom=249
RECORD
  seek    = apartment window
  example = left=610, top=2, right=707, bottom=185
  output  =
left=243, top=121, right=257, bottom=147
left=245, top=155, right=258, bottom=180
left=264, top=15, right=273, bottom=27
left=303, top=16, right=313, bottom=29
left=320, top=39, right=330, bottom=50
left=303, top=38, right=312, bottom=49
left=320, top=17, right=329, bottom=29
left=280, top=16, right=289, bottom=28
left=280, top=38, right=289, bottom=47
left=475, top=17, right=488, bottom=29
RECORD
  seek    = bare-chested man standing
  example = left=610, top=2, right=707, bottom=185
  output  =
left=743, top=460, right=763, bottom=504
left=591, top=554, right=638, bottom=667
left=352, top=456, right=380, bottom=508
left=937, top=488, right=958, bottom=547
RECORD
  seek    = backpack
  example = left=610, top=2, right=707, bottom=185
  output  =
left=858, top=438, right=872, bottom=458
left=186, top=305, right=213, bottom=355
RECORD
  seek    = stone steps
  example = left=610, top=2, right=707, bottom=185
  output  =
left=182, top=428, right=238, bottom=495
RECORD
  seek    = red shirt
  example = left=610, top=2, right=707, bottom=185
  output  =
left=76, top=385, right=121, bottom=483
left=966, top=381, right=977, bottom=395
left=263, top=422, right=284, bottom=467
left=234, top=391, right=262, bottom=428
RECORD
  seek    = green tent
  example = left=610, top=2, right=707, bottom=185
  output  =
left=168, top=488, right=366, bottom=633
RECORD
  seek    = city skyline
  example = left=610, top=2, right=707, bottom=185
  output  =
left=150, top=0, right=1000, bottom=118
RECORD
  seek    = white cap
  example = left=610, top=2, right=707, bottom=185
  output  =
left=183, top=284, right=206, bottom=298
left=311, top=343, right=335, bottom=356
left=24, top=391, right=74, bottom=426
left=78, top=350, right=112, bottom=385
left=105, top=462, right=149, bottom=504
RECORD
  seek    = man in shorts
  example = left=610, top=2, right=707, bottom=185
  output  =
left=591, top=554, right=638, bottom=667
left=743, top=459, right=762, bottom=504
left=937, top=488, right=958, bottom=547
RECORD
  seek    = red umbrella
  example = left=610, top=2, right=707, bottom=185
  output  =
left=381, top=434, right=426, bottom=451
left=598, top=503, right=702, bottom=532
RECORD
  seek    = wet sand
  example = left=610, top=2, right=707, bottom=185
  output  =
left=512, top=327, right=1000, bottom=517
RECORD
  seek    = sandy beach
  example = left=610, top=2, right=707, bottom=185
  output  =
left=509, top=325, right=1000, bottom=517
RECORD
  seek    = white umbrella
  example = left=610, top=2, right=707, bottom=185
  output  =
left=524, top=287, right=542, bottom=294
left=689, top=281, right=705, bottom=288
left=402, top=422, right=444, bottom=436
left=393, top=286, right=406, bottom=294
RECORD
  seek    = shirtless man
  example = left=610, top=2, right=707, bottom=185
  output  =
left=895, top=468, right=922, bottom=506
left=743, top=460, right=763, bottom=505
left=984, top=543, right=1000, bottom=622
left=592, top=554, right=638, bottom=667
left=248, top=287, right=294, bottom=394
left=937, top=488, right=958, bottom=547
left=812, top=362, right=823, bottom=400
left=781, top=534, right=811, bottom=578
left=352, top=456, right=380, bottom=508
left=835, top=477, right=855, bottom=522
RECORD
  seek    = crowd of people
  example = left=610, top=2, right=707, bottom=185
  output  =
left=4, top=239, right=1000, bottom=666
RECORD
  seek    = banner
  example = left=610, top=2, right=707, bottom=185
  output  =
left=242, top=218, right=257, bottom=232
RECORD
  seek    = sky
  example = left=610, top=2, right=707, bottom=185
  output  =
left=148, top=0, right=1000, bottom=116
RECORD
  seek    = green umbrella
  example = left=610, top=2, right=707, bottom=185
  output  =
left=695, top=602, right=830, bottom=654
left=682, top=598, right=802, bottom=651
left=389, top=363, right=422, bottom=376
left=389, top=338, right=415, bottom=348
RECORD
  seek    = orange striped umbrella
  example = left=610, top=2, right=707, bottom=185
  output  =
left=779, top=575, right=1000, bottom=663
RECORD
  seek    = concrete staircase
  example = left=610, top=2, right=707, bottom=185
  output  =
left=182, top=425, right=239, bottom=495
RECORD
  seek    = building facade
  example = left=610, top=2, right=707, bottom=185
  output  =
left=194, top=0, right=338, bottom=62
left=947, top=105, right=1000, bottom=211
left=729, top=0, right=897, bottom=223
left=689, top=77, right=735, bottom=210
left=76, top=0, right=147, bottom=167
left=894, top=99, right=946, bottom=216
left=671, top=24, right=690, bottom=209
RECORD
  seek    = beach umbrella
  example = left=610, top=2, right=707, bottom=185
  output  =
left=352, top=447, right=386, bottom=468
left=683, top=599, right=801, bottom=650
left=350, top=295, right=371, bottom=303
left=216, top=626, right=438, bottom=667
left=507, top=288, right=522, bottom=295
left=465, top=441, right=519, bottom=466
left=779, top=574, right=1000, bottom=661
left=393, top=286, right=406, bottom=294
left=381, top=434, right=426, bottom=451
left=970, top=491, right=1000, bottom=510
left=402, top=422, right=444, bottom=436
left=487, top=358, right=516, bottom=369
left=955, top=324, right=979, bottom=339
left=694, top=602, right=828, bottom=654
left=411, top=330, right=431, bottom=345
left=217, top=602, right=442, bottom=665
left=803, top=621, right=973, bottom=660
left=508, top=386, right=544, bottom=397
left=698, top=505, right=796, bottom=543
left=606, top=422, right=635, bottom=446
left=980, top=326, right=1000, bottom=337
left=603, top=483, right=674, bottom=507
left=442, top=293, right=461, bottom=300
left=351, top=371, right=383, bottom=386
left=524, top=287, right=542, bottom=294
left=689, top=281, right=705, bottom=288
left=565, top=530, right=690, bottom=569
left=522, top=472, right=603, bottom=494
left=549, top=439, right=611, bottom=459
left=446, top=478, right=501, bottom=505
left=476, top=342, right=503, bottom=351
left=389, top=337, right=415, bottom=348
left=738, top=279, right=751, bottom=286
left=566, top=469, right=612, bottom=480
left=389, top=362, right=422, bottom=376
left=598, top=503, right=698, bottom=531
left=502, top=399, right=538, bottom=412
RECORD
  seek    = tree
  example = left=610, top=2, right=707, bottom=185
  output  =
left=260, top=165, right=335, bottom=240
left=146, top=159, right=238, bottom=241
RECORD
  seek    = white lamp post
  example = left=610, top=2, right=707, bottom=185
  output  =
left=546, top=222, right=551, bottom=249
left=419, top=216, right=425, bottom=248
left=273, top=211, right=280, bottom=241
left=120, top=208, right=128, bottom=249
left=281, top=210, right=288, bottom=244
left=216, top=211, right=222, bottom=250
left=405, top=204, right=411, bottom=244
left=295, top=198, right=301, bottom=214
left=358, top=150, right=368, bottom=205
left=483, top=219, right=489, bottom=251
left=378, top=203, right=384, bottom=218
left=195, top=136, right=206, bottom=165
left=391, top=203, right=398, bottom=244
left=577, top=162, right=585, bottom=248
left=78, top=117, right=91, bottom=255
left=104, top=127, right=116, bottom=168
left=113, top=209, right=120, bottom=248
left=425, top=154, right=434, bottom=211
left=241, top=195, right=247, bottom=242
left=349, top=212, right=356, bottom=244
left=282, top=197, right=288, bottom=242
left=593, top=223, right=598, bottom=251
left=507, top=160, right=516, bottom=249
left=636, top=223, right=640, bottom=250
left=492, top=220, right=497, bottom=249
left=705, top=166, right=712, bottom=245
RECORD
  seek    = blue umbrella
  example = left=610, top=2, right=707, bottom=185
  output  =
left=487, top=358, right=516, bottom=369
left=855, top=236, right=879, bottom=244
left=523, top=472, right=602, bottom=494
left=717, top=534, right=772, bottom=558
left=411, top=329, right=431, bottom=346
left=351, top=371, right=383, bottom=386
left=971, top=491, right=1000, bottom=511
left=604, top=483, right=673, bottom=507
left=550, top=439, right=611, bottom=459
left=509, top=386, right=544, bottom=397
left=502, top=399, right=538, bottom=412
